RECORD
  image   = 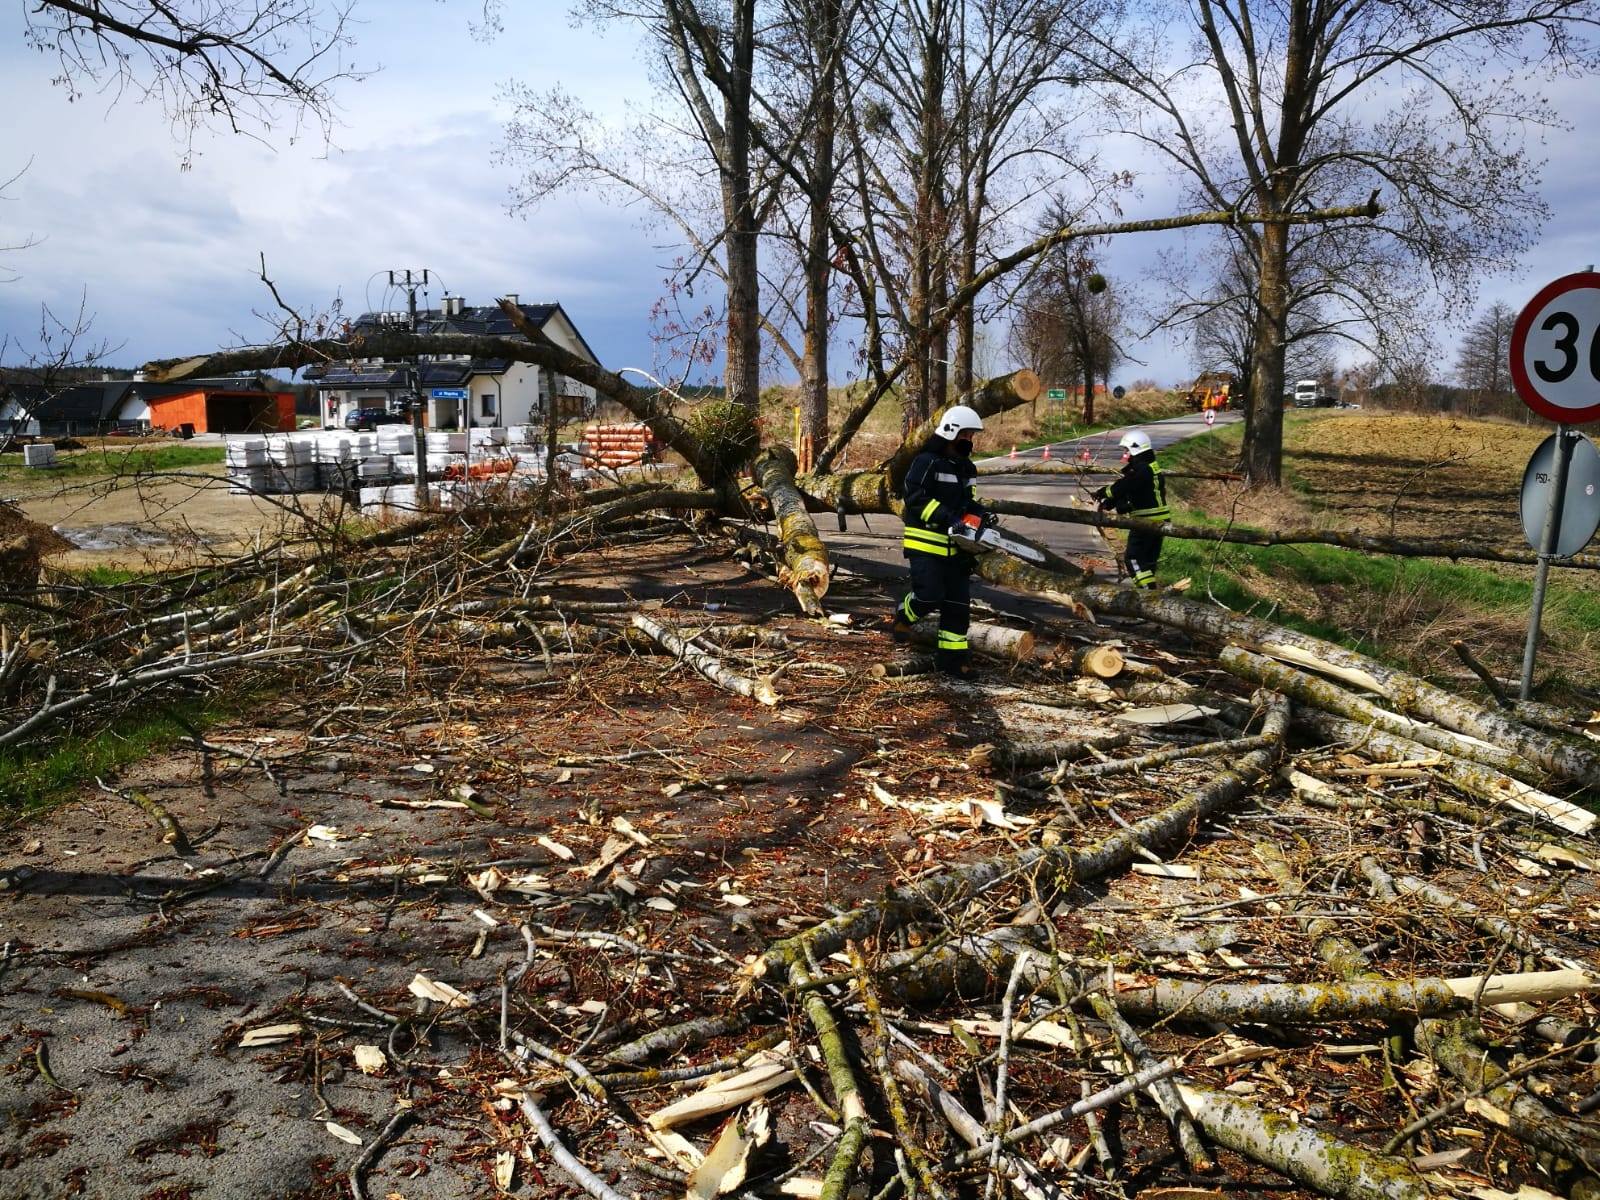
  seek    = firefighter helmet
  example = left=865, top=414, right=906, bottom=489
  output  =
left=1119, top=429, right=1153, bottom=455
left=935, top=405, right=984, bottom=440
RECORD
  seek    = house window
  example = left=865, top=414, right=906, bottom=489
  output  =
left=480, top=392, right=497, bottom=418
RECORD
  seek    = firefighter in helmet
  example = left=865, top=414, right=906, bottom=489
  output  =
left=889, top=405, right=989, bottom=678
left=1096, top=428, right=1169, bottom=588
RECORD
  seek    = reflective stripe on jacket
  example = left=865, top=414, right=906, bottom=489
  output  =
left=1097, top=453, right=1169, bottom=522
left=902, top=448, right=985, bottom=556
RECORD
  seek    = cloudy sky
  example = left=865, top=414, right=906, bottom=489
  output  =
left=0, top=2, right=1595, bottom=390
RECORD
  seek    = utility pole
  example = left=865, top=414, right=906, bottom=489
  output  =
left=390, top=268, right=431, bottom=507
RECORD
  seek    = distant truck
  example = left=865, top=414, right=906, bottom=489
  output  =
left=1292, top=379, right=1319, bottom=407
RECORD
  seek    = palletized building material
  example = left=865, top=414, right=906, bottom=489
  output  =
left=22, top=444, right=58, bottom=468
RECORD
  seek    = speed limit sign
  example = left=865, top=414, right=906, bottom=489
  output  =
left=1510, top=270, right=1600, bottom=424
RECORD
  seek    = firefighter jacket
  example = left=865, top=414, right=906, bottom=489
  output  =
left=901, top=448, right=987, bottom=557
left=1097, top=451, right=1170, bottom=521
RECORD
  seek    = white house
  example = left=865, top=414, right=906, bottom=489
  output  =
left=306, top=296, right=601, bottom=431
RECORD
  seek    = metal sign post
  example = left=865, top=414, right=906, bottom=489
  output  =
left=1519, top=426, right=1576, bottom=699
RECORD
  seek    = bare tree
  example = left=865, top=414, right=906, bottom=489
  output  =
left=1011, top=231, right=1120, bottom=424
left=0, top=297, right=120, bottom=453
left=19, top=0, right=363, bottom=161
left=1455, top=301, right=1518, bottom=418
left=1071, top=0, right=1597, bottom=484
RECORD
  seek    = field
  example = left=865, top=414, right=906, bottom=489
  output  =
left=1158, top=410, right=1600, bottom=694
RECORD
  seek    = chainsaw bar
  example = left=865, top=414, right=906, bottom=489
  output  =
left=950, top=525, right=1048, bottom=564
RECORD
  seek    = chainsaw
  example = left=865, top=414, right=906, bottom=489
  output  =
left=948, top=512, right=1047, bottom=564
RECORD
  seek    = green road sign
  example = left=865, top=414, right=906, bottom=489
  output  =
left=1046, top=388, right=1067, bottom=400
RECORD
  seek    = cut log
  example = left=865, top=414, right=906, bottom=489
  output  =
left=751, top=447, right=829, bottom=616
left=1069, top=643, right=1124, bottom=678
left=974, top=553, right=1092, bottom=617
left=630, top=614, right=779, bottom=707
left=1295, top=710, right=1595, bottom=837
left=1173, top=1080, right=1432, bottom=1200
left=909, top=619, right=1036, bottom=661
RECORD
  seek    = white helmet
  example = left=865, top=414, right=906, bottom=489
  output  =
left=1119, top=429, right=1152, bottom=455
left=936, top=404, right=984, bottom=440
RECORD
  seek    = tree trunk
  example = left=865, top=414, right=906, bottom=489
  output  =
left=1079, top=582, right=1600, bottom=792
left=1240, top=216, right=1289, bottom=486
left=800, top=0, right=838, bottom=454
left=722, top=0, right=761, bottom=414
left=751, top=447, right=829, bottom=615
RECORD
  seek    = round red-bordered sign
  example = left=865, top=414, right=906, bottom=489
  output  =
left=1509, top=271, right=1600, bottom=425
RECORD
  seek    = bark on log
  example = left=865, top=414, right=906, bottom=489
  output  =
left=1111, top=970, right=1600, bottom=1025
left=755, top=692, right=1288, bottom=979
left=1172, top=1080, right=1432, bottom=1200
left=1220, top=646, right=1550, bottom=787
left=1081, top=583, right=1600, bottom=792
left=983, top=496, right=1600, bottom=572
left=1045, top=734, right=1276, bottom=783
left=882, top=369, right=1042, bottom=486
left=1296, top=710, right=1595, bottom=837
left=910, top=620, right=1036, bottom=661
left=1418, top=1017, right=1600, bottom=1177
left=974, top=554, right=1092, bottom=616
left=969, top=731, right=1132, bottom=772
left=751, top=447, right=829, bottom=616
left=630, top=614, right=779, bottom=706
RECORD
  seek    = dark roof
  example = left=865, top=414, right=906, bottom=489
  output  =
left=337, top=301, right=602, bottom=370
left=2, top=381, right=128, bottom=422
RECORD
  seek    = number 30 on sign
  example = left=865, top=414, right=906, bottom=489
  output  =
left=1510, top=271, right=1600, bottom=425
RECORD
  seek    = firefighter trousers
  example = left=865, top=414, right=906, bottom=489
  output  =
left=1125, top=530, right=1164, bottom=589
left=897, top=552, right=971, bottom=670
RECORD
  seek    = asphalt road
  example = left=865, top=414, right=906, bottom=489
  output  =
left=819, top=410, right=1241, bottom=593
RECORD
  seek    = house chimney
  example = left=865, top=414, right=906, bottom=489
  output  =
left=504, top=293, right=519, bottom=307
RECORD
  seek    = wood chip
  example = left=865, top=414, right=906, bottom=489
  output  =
left=325, top=1121, right=363, bottom=1146
left=239, top=1022, right=303, bottom=1047
left=1114, top=703, right=1218, bottom=726
left=353, top=1045, right=386, bottom=1075
left=538, top=836, right=576, bottom=861
left=407, top=973, right=474, bottom=1008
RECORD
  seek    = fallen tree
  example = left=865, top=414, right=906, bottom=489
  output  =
left=982, top=496, right=1600, bottom=572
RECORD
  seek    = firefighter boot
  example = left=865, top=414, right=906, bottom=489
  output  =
left=937, top=648, right=977, bottom=680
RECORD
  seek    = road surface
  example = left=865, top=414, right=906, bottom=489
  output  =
left=818, top=411, right=1240, bottom=596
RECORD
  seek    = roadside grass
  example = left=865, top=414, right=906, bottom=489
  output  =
left=0, top=444, right=224, bottom=481
left=1142, top=415, right=1600, bottom=693
left=0, top=700, right=226, bottom=817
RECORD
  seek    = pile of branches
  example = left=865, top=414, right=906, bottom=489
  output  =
left=0, top=478, right=746, bottom=757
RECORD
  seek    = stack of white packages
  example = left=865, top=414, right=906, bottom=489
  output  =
left=356, top=454, right=394, bottom=486
left=376, top=426, right=415, bottom=457
left=22, top=443, right=58, bottom=468
left=225, top=435, right=271, bottom=493
left=314, top=432, right=357, bottom=491
left=267, top=434, right=317, bottom=493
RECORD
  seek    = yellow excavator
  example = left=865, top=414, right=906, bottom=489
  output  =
left=1183, top=372, right=1234, bottom=412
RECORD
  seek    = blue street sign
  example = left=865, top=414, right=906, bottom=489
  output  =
left=431, top=388, right=468, bottom=400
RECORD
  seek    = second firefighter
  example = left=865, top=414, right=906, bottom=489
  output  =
left=1096, top=428, right=1169, bottom=589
